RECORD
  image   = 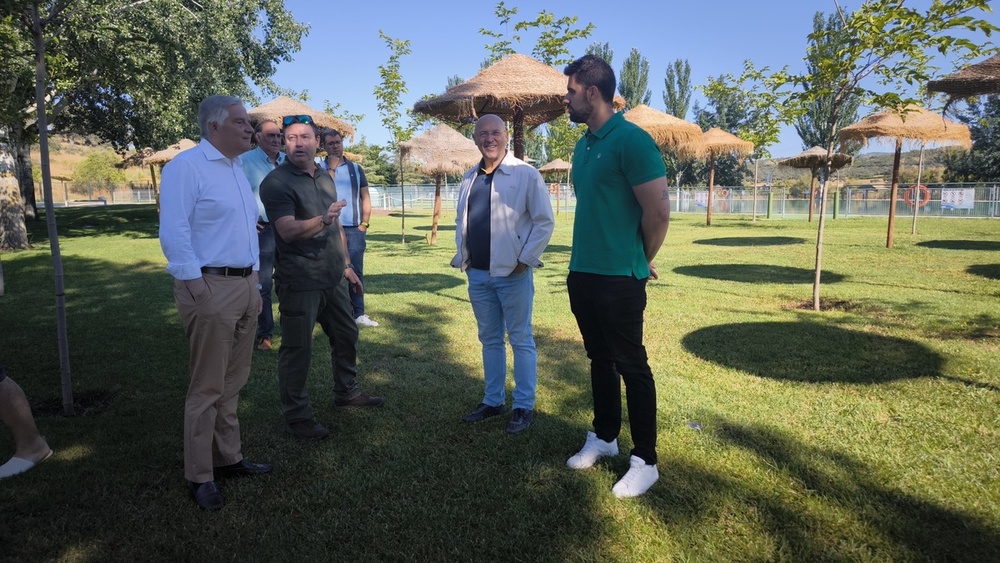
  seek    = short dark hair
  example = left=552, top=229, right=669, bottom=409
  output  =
left=320, top=128, right=343, bottom=145
left=564, top=54, right=616, bottom=104
left=282, top=120, right=319, bottom=137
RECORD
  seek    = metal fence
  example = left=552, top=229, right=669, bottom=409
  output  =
left=37, top=180, right=1000, bottom=219
left=671, top=183, right=1000, bottom=219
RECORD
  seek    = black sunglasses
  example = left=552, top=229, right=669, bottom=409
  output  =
left=282, top=114, right=314, bottom=127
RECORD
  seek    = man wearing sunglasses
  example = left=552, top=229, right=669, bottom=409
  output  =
left=241, top=120, right=285, bottom=352
left=260, top=115, right=385, bottom=441
left=159, top=95, right=272, bottom=511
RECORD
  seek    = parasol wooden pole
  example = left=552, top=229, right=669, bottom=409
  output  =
left=706, top=158, right=716, bottom=226
left=431, top=173, right=442, bottom=245
left=149, top=164, right=160, bottom=213
left=512, top=106, right=524, bottom=160
left=910, top=144, right=925, bottom=235
left=808, top=171, right=817, bottom=222
left=886, top=138, right=903, bottom=248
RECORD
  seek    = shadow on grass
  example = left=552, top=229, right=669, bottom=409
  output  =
left=412, top=224, right=455, bottom=232
left=967, top=263, right=1000, bottom=280
left=40, top=204, right=160, bottom=239
left=673, top=264, right=845, bottom=285
left=692, top=236, right=807, bottom=247
left=681, top=321, right=942, bottom=384
left=0, top=218, right=614, bottom=561
left=655, top=418, right=1000, bottom=561
left=363, top=272, right=463, bottom=294
left=916, top=240, right=1000, bottom=251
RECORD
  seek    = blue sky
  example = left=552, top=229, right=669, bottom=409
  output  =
left=266, top=0, right=997, bottom=159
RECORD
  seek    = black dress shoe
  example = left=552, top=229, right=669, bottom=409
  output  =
left=462, top=403, right=507, bottom=423
left=188, top=480, right=224, bottom=511
left=214, top=459, right=273, bottom=480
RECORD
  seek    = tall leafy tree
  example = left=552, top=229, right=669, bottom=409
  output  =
left=586, top=42, right=613, bottom=66
left=943, top=95, right=1000, bottom=181
left=794, top=11, right=863, bottom=153
left=663, top=59, right=692, bottom=119
left=778, top=0, right=998, bottom=310
left=373, top=30, right=415, bottom=242
left=618, top=48, right=651, bottom=110
left=0, top=0, right=306, bottom=242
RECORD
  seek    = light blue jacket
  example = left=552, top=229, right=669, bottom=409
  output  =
left=452, top=151, right=554, bottom=277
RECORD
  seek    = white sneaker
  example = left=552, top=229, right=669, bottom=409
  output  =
left=354, top=314, right=379, bottom=327
left=566, top=431, right=618, bottom=470
left=612, top=455, right=659, bottom=498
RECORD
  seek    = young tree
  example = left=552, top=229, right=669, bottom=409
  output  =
left=480, top=1, right=520, bottom=66
left=373, top=30, right=415, bottom=243
left=794, top=12, right=863, bottom=153
left=782, top=0, right=998, bottom=310
left=663, top=59, right=693, bottom=119
left=619, top=48, right=652, bottom=110
left=73, top=151, right=125, bottom=199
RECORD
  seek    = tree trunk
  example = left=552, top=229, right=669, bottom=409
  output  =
left=31, top=4, right=74, bottom=415
left=0, top=178, right=30, bottom=250
left=813, top=170, right=830, bottom=311
left=886, top=138, right=902, bottom=249
left=16, top=142, right=38, bottom=220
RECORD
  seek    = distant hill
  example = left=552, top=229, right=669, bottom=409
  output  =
left=759, top=146, right=962, bottom=188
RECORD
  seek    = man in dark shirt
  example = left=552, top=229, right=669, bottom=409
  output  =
left=259, top=115, right=384, bottom=440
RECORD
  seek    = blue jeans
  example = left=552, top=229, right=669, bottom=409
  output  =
left=344, top=227, right=367, bottom=318
left=466, top=267, right=537, bottom=410
left=567, top=271, right=657, bottom=466
left=257, top=224, right=275, bottom=340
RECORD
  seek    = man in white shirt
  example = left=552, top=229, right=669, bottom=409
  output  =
left=159, top=95, right=272, bottom=511
left=319, top=129, right=378, bottom=328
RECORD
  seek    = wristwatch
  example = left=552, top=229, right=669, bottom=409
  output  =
left=360, top=221, right=370, bottom=228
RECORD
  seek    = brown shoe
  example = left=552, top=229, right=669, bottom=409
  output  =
left=257, top=337, right=272, bottom=351
left=286, top=419, right=330, bottom=439
left=334, top=393, right=385, bottom=409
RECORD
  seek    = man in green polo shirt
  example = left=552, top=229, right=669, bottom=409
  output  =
left=260, top=115, right=385, bottom=441
left=561, top=54, right=671, bottom=498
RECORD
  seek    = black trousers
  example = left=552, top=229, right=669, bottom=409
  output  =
left=567, top=271, right=657, bottom=465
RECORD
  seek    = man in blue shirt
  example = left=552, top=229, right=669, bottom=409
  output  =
left=241, top=120, right=285, bottom=351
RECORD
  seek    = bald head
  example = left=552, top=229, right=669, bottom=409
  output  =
left=474, top=114, right=509, bottom=169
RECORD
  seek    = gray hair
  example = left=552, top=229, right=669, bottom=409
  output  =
left=198, top=95, right=244, bottom=138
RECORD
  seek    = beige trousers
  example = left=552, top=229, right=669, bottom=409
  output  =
left=174, top=272, right=258, bottom=483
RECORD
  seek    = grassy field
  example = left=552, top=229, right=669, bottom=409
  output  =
left=1, top=206, right=997, bottom=562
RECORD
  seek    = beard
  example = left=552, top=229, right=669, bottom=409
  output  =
left=567, top=101, right=591, bottom=124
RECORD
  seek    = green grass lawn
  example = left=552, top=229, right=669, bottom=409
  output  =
left=1, top=206, right=998, bottom=562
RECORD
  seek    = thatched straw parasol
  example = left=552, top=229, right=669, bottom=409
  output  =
left=839, top=104, right=970, bottom=247
left=144, top=138, right=197, bottom=166
left=928, top=53, right=1000, bottom=99
left=680, top=128, right=754, bottom=226
left=778, top=147, right=853, bottom=223
left=142, top=138, right=198, bottom=211
left=248, top=97, right=355, bottom=139
left=413, top=53, right=624, bottom=160
left=623, top=105, right=702, bottom=148
left=537, top=158, right=571, bottom=173
left=399, top=124, right=480, bottom=244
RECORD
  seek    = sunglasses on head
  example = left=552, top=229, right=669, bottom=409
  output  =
left=282, top=114, right=314, bottom=126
